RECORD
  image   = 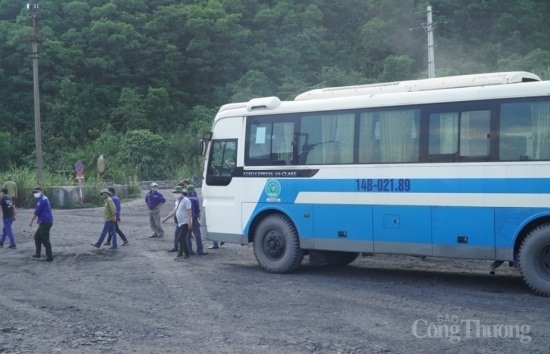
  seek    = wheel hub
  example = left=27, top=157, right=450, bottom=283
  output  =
left=263, top=230, right=286, bottom=261
left=535, top=244, right=550, bottom=280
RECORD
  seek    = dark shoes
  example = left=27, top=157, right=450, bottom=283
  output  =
left=109, top=246, right=118, bottom=249
left=42, top=257, right=53, bottom=262
left=0, top=242, right=3, bottom=248
left=103, top=242, right=111, bottom=246
left=168, top=248, right=179, bottom=252
left=175, top=254, right=190, bottom=261
left=189, top=251, right=196, bottom=256
left=91, top=243, right=100, bottom=248
left=220, top=242, right=225, bottom=246
left=149, top=235, right=158, bottom=238
left=8, top=245, right=16, bottom=249
left=121, top=241, right=129, bottom=246
left=208, top=245, right=219, bottom=249
left=197, top=251, right=208, bottom=255
left=32, top=254, right=41, bottom=258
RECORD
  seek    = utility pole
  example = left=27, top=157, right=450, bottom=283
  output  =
left=426, top=6, right=435, bottom=78
left=409, top=6, right=445, bottom=78
left=27, top=4, right=43, bottom=184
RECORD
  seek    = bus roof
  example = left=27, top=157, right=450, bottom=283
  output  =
left=214, top=72, right=547, bottom=120
left=294, top=72, right=541, bottom=101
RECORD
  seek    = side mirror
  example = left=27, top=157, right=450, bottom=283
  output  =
left=197, top=140, right=207, bottom=156
left=202, top=132, right=213, bottom=141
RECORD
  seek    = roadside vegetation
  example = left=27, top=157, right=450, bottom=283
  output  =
left=1, top=0, right=549, bottom=181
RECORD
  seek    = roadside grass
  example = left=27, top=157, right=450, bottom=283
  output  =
left=2, top=167, right=142, bottom=208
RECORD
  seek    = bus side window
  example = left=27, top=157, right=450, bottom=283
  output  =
left=404, top=138, right=419, bottom=162
left=429, top=112, right=459, bottom=160
left=460, top=110, right=490, bottom=157
left=361, top=139, right=380, bottom=163
left=248, top=124, right=271, bottom=163
left=499, top=135, right=527, bottom=160
left=500, top=101, right=550, bottom=161
left=272, top=122, right=294, bottom=165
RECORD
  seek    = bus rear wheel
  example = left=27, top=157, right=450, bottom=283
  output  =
left=253, top=214, right=304, bottom=273
left=518, top=224, right=550, bottom=297
left=326, top=251, right=360, bottom=266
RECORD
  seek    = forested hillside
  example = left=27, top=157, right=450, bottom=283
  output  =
left=1, top=0, right=550, bottom=180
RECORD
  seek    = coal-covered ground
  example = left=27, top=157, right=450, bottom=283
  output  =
left=0, top=189, right=548, bottom=354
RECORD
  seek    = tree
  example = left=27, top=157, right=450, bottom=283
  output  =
left=380, top=55, right=414, bottom=82
left=110, top=87, right=149, bottom=131
left=118, top=129, right=168, bottom=179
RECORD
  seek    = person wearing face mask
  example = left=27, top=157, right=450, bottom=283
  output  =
left=28, top=186, right=54, bottom=262
left=91, top=189, right=118, bottom=249
left=102, top=187, right=129, bottom=246
left=161, top=186, right=192, bottom=260
left=145, top=182, right=165, bottom=238
left=161, top=186, right=185, bottom=252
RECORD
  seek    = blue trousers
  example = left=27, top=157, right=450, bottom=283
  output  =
left=186, top=222, right=203, bottom=253
left=0, top=218, right=15, bottom=246
left=96, top=221, right=117, bottom=247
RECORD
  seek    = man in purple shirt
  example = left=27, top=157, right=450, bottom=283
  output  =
left=103, top=187, right=129, bottom=246
left=145, top=182, right=165, bottom=238
left=28, top=186, right=54, bottom=262
left=185, top=185, right=207, bottom=255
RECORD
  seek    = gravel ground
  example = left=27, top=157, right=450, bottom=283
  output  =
left=0, top=188, right=549, bottom=354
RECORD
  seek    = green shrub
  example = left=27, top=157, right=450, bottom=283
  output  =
left=118, top=129, right=169, bottom=180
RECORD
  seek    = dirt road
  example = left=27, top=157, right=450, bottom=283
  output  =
left=0, top=189, right=548, bottom=353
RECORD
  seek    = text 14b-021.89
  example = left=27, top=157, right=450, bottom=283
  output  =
left=355, top=179, right=411, bottom=192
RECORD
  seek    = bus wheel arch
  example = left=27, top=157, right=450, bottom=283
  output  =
left=252, top=213, right=304, bottom=274
left=513, top=216, right=550, bottom=259
left=518, top=223, right=550, bottom=297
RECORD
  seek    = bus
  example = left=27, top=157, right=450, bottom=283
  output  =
left=198, top=72, right=550, bottom=297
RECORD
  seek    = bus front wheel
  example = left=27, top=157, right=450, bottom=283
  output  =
left=253, top=214, right=304, bottom=273
left=519, top=224, right=550, bottom=297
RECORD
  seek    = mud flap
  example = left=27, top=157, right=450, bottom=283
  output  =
left=308, top=250, right=328, bottom=265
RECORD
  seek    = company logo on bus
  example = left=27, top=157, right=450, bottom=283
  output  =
left=265, top=179, right=281, bottom=202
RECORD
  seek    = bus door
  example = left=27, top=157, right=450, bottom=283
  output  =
left=426, top=102, right=496, bottom=259
left=204, top=138, right=242, bottom=244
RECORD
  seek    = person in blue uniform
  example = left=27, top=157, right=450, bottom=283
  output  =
left=28, top=187, right=54, bottom=262
left=185, top=185, right=207, bottom=255
left=0, top=188, right=16, bottom=249
left=145, top=182, right=165, bottom=238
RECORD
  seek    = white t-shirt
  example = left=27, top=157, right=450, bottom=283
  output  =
left=175, top=197, right=191, bottom=227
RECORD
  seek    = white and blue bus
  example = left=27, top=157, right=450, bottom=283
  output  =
left=198, top=72, right=550, bottom=297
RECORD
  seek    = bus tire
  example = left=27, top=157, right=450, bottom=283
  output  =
left=518, top=224, right=550, bottom=297
left=253, top=214, right=304, bottom=274
left=326, top=251, right=360, bottom=266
